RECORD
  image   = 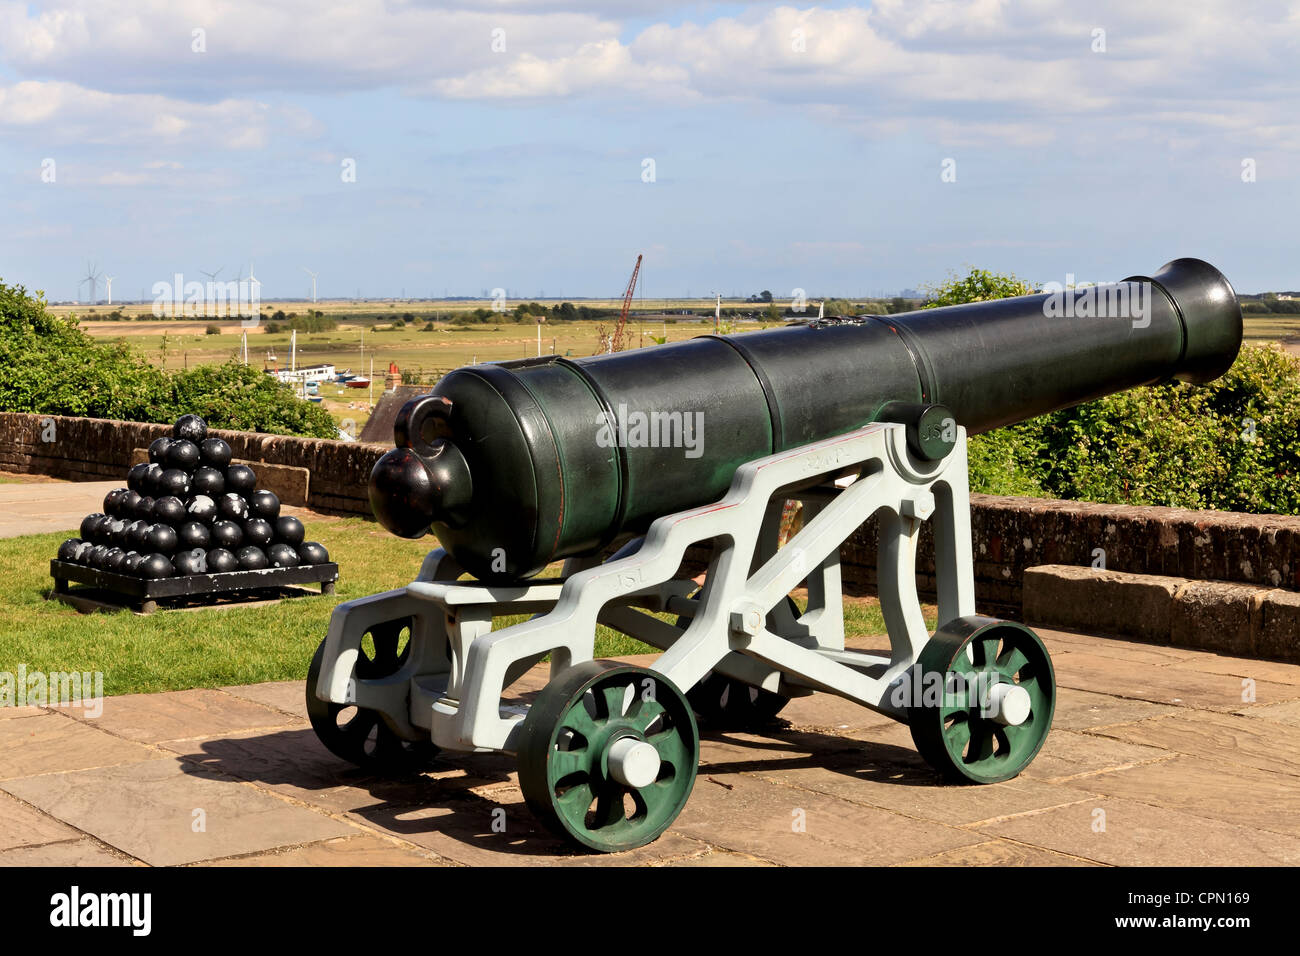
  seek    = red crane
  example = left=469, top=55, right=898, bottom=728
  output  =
left=608, top=254, right=642, bottom=353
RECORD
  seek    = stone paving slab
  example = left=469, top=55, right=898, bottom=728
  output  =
left=0, top=839, right=133, bottom=867
left=0, top=480, right=120, bottom=539
left=899, top=839, right=1097, bottom=867
left=54, top=688, right=302, bottom=744
left=1092, top=710, right=1300, bottom=778
left=1050, top=649, right=1300, bottom=711
left=3, top=626, right=1300, bottom=866
left=0, top=711, right=164, bottom=780
left=978, top=796, right=1300, bottom=866
left=197, top=833, right=448, bottom=867
left=1077, top=755, right=1300, bottom=838
left=2, top=757, right=357, bottom=867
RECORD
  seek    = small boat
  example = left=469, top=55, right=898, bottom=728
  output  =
left=308, top=396, right=324, bottom=403
left=344, top=377, right=370, bottom=389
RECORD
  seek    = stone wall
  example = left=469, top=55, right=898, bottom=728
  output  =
left=721, top=495, right=1300, bottom=619
left=0, top=412, right=388, bottom=516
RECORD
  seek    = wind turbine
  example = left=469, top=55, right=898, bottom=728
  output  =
left=80, top=262, right=101, bottom=305
left=303, top=267, right=318, bottom=304
left=247, top=261, right=261, bottom=296
left=104, top=275, right=115, bottom=306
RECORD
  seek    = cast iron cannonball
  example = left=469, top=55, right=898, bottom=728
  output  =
left=104, top=547, right=127, bottom=571
left=247, top=489, right=280, bottom=521
left=57, top=538, right=82, bottom=562
left=297, top=541, right=329, bottom=565
left=192, top=466, right=224, bottom=497
left=173, top=549, right=207, bottom=575
left=217, top=493, right=249, bottom=522
left=142, top=463, right=165, bottom=496
left=148, top=436, right=173, bottom=464
left=211, top=519, right=243, bottom=550
left=178, top=521, right=211, bottom=551
left=122, top=552, right=145, bottom=575
left=237, top=545, right=269, bottom=570
left=127, top=462, right=151, bottom=494
left=167, top=439, right=201, bottom=471
left=80, top=513, right=105, bottom=540
left=187, top=494, right=218, bottom=524
left=242, top=518, right=273, bottom=548
left=205, top=548, right=238, bottom=573
left=199, top=437, right=232, bottom=469
left=146, top=523, right=179, bottom=555
left=103, top=488, right=128, bottom=517
left=138, top=552, right=174, bottom=580
left=121, top=490, right=143, bottom=519
left=73, top=540, right=95, bottom=563
left=86, top=515, right=112, bottom=544
left=225, top=464, right=256, bottom=494
left=127, top=520, right=152, bottom=551
left=173, top=414, right=208, bottom=444
left=152, top=495, right=186, bottom=526
left=88, top=545, right=110, bottom=568
left=132, top=495, right=155, bottom=522
left=274, top=515, right=305, bottom=547
left=267, top=543, right=300, bottom=568
left=108, top=518, right=131, bottom=547
left=158, top=468, right=191, bottom=499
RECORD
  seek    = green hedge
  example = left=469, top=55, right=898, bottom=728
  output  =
left=968, top=345, right=1300, bottom=514
left=0, top=279, right=338, bottom=438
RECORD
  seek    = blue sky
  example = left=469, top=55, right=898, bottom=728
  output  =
left=0, top=1, right=1296, bottom=302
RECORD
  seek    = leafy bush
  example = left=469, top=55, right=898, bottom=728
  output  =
left=0, top=277, right=337, bottom=438
left=205, top=324, right=220, bottom=335
left=921, top=267, right=1033, bottom=308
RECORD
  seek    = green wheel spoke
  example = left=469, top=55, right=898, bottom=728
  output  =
left=995, top=646, right=1029, bottom=678
left=943, top=715, right=972, bottom=753
left=630, top=697, right=666, bottom=732
left=601, top=683, right=632, bottom=720
left=972, top=636, right=1000, bottom=668
left=554, top=781, right=594, bottom=817
left=648, top=729, right=692, bottom=772
left=585, top=788, right=628, bottom=832
left=559, top=705, right=599, bottom=740
left=965, top=721, right=997, bottom=763
left=549, top=748, right=591, bottom=778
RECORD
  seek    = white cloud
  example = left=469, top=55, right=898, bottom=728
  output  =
left=0, top=79, right=318, bottom=149
left=1, top=1, right=1297, bottom=151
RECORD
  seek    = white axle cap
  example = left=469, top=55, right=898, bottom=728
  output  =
left=984, top=682, right=1032, bottom=726
left=607, top=737, right=661, bottom=789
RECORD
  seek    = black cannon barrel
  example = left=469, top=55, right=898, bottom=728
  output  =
left=370, top=257, right=1242, bottom=580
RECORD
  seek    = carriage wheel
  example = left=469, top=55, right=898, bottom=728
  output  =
left=305, top=621, right=438, bottom=772
left=517, top=662, right=698, bottom=852
left=907, top=616, right=1054, bottom=784
left=679, top=595, right=796, bottom=729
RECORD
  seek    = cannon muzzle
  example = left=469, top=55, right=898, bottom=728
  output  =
left=370, top=257, right=1242, bottom=580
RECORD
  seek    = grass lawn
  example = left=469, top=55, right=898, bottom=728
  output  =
left=0, top=516, right=908, bottom=697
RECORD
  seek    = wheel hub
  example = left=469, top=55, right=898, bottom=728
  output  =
left=606, top=736, right=661, bottom=789
left=983, top=681, right=1032, bottom=726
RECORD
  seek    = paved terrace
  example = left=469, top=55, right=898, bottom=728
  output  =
left=3, top=629, right=1300, bottom=867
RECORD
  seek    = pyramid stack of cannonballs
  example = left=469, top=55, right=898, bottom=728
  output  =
left=56, top=414, right=331, bottom=581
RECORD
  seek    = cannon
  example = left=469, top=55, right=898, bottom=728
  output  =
left=309, top=258, right=1242, bottom=852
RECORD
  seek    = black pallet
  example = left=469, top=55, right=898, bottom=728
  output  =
left=50, top=559, right=338, bottom=614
